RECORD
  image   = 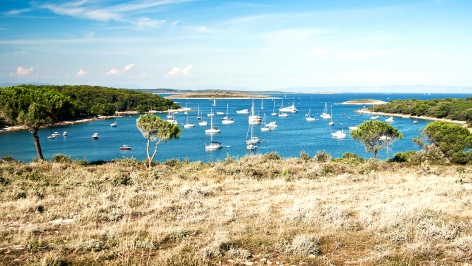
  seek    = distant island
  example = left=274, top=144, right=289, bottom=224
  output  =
left=342, top=99, right=387, bottom=105
left=165, top=91, right=269, bottom=99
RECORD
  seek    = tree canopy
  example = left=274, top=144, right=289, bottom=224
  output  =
left=373, top=97, right=472, bottom=124
left=136, top=114, right=181, bottom=167
left=4, top=84, right=179, bottom=119
left=0, top=86, right=74, bottom=160
left=350, top=120, right=403, bottom=159
left=414, top=121, right=472, bottom=159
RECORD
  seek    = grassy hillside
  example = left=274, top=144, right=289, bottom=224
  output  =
left=1, top=154, right=471, bottom=265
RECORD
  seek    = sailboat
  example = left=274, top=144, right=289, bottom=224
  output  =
left=198, top=110, right=208, bottom=126
left=197, top=105, right=201, bottom=120
left=246, top=124, right=259, bottom=150
left=248, top=100, right=261, bottom=124
left=261, top=114, right=271, bottom=132
left=305, top=108, right=316, bottom=121
left=222, top=104, right=234, bottom=124
left=278, top=100, right=289, bottom=117
left=246, top=123, right=260, bottom=144
left=328, top=105, right=334, bottom=126
left=271, top=100, right=278, bottom=116
left=167, top=110, right=178, bottom=125
left=183, top=111, right=195, bottom=128
left=279, top=100, right=298, bottom=113
left=320, top=103, right=331, bottom=119
left=205, top=134, right=222, bottom=150
left=261, top=99, right=264, bottom=110
left=205, top=109, right=220, bottom=134
left=212, top=99, right=216, bottom=106
left=332, top=124, right=346, bottom=138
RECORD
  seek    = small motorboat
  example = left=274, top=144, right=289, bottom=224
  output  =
left=62, top=131, right=67, bottom=136
left=119, top=145, right=131, bottom=150
left=110, top=122, right=117, bottom=127
left=92, top=133, right=99, bottom=139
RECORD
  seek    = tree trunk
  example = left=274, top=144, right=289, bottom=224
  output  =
left=32, top=128, right=44, bottom=160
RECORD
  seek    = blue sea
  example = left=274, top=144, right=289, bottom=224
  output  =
left=1, top=93, right=470, bottom=163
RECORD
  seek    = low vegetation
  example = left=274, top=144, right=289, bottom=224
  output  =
left=1, top=151, right=472, bottom=265
left=373, top=97, right=472, bottom=124
left=167, top=91, right=267, bottom=99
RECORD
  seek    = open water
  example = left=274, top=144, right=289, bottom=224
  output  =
left=1, top=93, right=470, bottom=163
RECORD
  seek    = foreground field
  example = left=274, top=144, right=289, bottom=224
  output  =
left=1, top=155, right=472, bottom=265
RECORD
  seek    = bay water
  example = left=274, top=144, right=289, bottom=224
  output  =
left=1, top=93, right=470, bottom=163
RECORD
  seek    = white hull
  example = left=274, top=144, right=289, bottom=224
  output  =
left=205, top=142, right=222, bottom=150
left=332, top=130, right=346, bottom=138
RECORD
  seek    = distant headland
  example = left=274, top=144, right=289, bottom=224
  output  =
left=164, top=91, right=269, bottom=99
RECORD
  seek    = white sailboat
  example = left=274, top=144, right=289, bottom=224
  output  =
left=248, top=100, right=261, bottom=124
left=261, top=114, right=271, bottom=132
left=320, top=103, right=331, bottom=119
left=205, top=134, right=222, bottom=150
left=332, top=124, right=346, bottom=138
left=261, top=99, right=264, bottom=110
left=183, top=111, right=195, bottom=128
left=222, top=104, right=234, bottom=124
left=328, top=105, right=334, bottom=126
left=278, top=100, right=288, bottom=117
left=246, top=123, right=260, bottom=144
left=212, top=98, right=216, bottom=106
left=198, top=110, right=208, bottom=126
left=271, top=100, right=278, bottom=116
left=205, top=109, right=220, bottom=134
left=279, top=100, right=298, bottom=113
left=197, top=105, right=201, bottom=120
left=305, top=108, right=316, bottom=121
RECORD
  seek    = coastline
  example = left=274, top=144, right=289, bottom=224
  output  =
left=356, top=109, right=468, bottom=126
left=0, top=108, right=192, bottom=134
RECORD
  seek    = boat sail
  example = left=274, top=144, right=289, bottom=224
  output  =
left=329, top=105, right=334, bottom=126
left=222, top=104, right=234, bottom=124
left=246, top=123, right=260, bottom=144
left=332, top=124, right=346, bottom=138
left=306, top=108, right=316, bottom=121
left=205, top=109, right=220, bottom=134
left=320, top=103, right=331, bottom=119
left=248, top=100, right=261, bottom=124
left=212, top=99, right=216, bottom=106
left=197, top=105, right=201, bottom=120
left=205, top=134, right=222, bottom=150
left=261, top=114, right=271, bottom=132
left=261, top=99, right=264, bottom=110
left=271, top=100, right=278, bottom=116
left=183, top=111, right=195, bottom=128
left=279, top=100, right=298, bottom=113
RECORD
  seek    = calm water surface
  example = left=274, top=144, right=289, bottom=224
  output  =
left=1, top=93, right=470, bottom=163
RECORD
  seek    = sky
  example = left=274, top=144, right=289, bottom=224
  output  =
left=1, top=0, right=472, bottom=93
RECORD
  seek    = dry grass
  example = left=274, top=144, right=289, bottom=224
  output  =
left=1, top=155, right=472, bottom=265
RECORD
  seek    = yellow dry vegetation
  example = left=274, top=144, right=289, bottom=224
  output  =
left=0, top=155, right=471, bottom=265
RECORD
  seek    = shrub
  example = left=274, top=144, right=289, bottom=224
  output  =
left=287, top=234, right=320, bottom=255
left=264, top=152, right=281, bottom=161
left=451, top=151, right=469, bottom=165
left=52, top=154, right=72, bottom=163
left=164, top=158, right=181, bottom=167
left=1, top=154, right=16, bottom=162
left=313, top=150, right=332, bottom=163
left=390, top=151, right=415, bottom=162
left=299, top=151, right=310, bottom=161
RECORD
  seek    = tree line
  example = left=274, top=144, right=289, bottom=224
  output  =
left=372, top=97, right=472, bottom=124
left=2, top=84, right=179, bottom=120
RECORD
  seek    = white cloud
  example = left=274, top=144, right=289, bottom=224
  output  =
left=107, top=69, right=119, bottom=76
left=135, top=17, right=165, bottom=30
left=10, top=66, right=33, bottom=76
left=165, top=64, right=195, bottom=78
left=77, top=69, right=86, bottom=77
left=171, top=21, right=180, bottom=26
left=4, top=8, right=34, bottom=16
left=123, top=63, right=135, bottom=71
left=106, top=64, right=135, bottom=76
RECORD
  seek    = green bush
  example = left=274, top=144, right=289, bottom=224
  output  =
left=313, top=150, right=332, bottom=163
left=390, top=151, right=416, bottom=162
left=264, top=152, right=281, bottom=161
left=299, top=151, right=310, bottom=161
left=451, top=151, right=469, bottom=165
left=52, top=154, right=72, bottom=163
